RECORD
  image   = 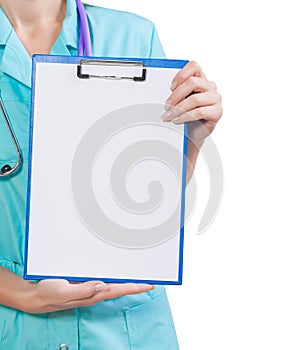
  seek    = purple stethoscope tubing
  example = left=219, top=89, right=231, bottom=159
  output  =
left=0, top=0, right=92, bottom=177
left=75, top=0, right=92, bottom=56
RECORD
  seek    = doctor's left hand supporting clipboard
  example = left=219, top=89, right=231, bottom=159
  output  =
left=24, top=55, right=188, bottom=285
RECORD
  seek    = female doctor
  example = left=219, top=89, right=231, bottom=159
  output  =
left=0, top=0, right=222, bottom=348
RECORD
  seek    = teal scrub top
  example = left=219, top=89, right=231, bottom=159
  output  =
left=0, top=1, right=179, bottom=349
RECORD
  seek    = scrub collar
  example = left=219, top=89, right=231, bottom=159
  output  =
left=59, top=0, right=80, bottom=53
left=0, top=0, right=81, bottom=87
left=0, top=6, right=13, bottom=46
left=0, top=1, right=79, bottom=48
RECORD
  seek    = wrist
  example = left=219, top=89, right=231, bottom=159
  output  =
left=16, top=281, right=41, bottom=313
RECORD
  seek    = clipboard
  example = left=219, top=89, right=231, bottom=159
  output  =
left=24, top=55, right=188, bottom=285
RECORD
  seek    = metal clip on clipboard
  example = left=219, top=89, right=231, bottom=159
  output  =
left=77, top=59, right=147, bottom=81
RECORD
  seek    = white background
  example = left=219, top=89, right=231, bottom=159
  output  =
left=84, top=1, right=295, bottom=349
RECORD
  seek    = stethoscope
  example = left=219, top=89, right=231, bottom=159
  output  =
left=0, top=0, right=91, bottom=177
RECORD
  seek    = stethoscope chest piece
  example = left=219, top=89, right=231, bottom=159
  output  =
left=1, top=164, right=12, bottom=174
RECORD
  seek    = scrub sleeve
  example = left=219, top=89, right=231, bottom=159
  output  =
left=0, top=1, right=180, bottom=349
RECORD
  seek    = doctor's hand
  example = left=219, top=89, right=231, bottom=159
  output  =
left=162, top=61, right=222, bottom=147
left=22, top=279, right=153, bottom=314
left=162, top=61, right=222, bottom=183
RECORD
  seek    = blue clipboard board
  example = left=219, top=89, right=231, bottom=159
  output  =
left=24, top=55, right=188, bottom=285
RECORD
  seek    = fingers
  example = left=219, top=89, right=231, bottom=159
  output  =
left=32, top=279, right=154, bottom=313
left=101, top=283, right=154, bottom=300
left=62, top=283, right=154, bottom=308
left=62, top=280, right=107, bottom=300
left=172, top=105, right=221, bottom=125
left=165, top=76, right=213, bottom=113
left=162, top=90, right=220, bottom=123
left=162, top=61, right=222, bottom=128
left=170, top=61, right=207, bottom=90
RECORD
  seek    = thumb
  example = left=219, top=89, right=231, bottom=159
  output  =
left=66, top=280, right=107, bottom=300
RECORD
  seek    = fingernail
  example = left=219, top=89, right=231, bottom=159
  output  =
left=141, top=284, right=154, bottom=290
left=161, top=110, right=172, bottom=121
left=170, top=81, right=177, bottom=91
left=164, top=99, right=172, bottom=111
left=95, top=283, right=106, bottom=292
left=172, top=116, right=181, bottom=124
